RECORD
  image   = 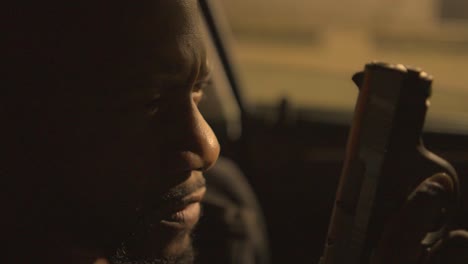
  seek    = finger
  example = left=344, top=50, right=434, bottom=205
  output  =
left=392, top=173, right=452, bottom=242
left=428, top=230, right=468, bottom=264
left=372, top=173, right=454, bottom=264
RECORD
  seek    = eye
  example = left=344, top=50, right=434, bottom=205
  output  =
left=193, top=78, right=211, bottom=92
left=192, top=79, right=211, bottom=104
left=146, top=93, right=162, bottom=115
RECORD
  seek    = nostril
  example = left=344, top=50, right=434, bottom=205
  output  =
left=160, top=99, right=220, bottom=174
left=203, top=143, right=220, bottom=171
left=163, top=151, right=205, bottom=174
left=183, top=108, right=220, bottom=171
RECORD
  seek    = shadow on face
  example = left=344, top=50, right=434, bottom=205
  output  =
left=4, top=0, right=220, bottom=262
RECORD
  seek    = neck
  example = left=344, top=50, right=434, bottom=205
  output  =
left=10, top=245, right=107, bottom=264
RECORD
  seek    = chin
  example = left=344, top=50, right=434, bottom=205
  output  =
left=110, top=239, right=195, bottom=264
left=107, top=179, right=205, bottom=264
left=109, top=221, right=197, bottom=264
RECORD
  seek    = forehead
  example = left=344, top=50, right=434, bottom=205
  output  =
left=68, top=0, right=208, bottom=90
left=5, top=0, right=208, bottom=101
left=122, top=1, right=207, bottom=80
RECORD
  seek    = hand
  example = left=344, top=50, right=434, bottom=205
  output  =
left=371, top=173, right=468, bottom=264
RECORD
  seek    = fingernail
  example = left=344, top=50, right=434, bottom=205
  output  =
left=426, top=173, right=454, bottom=194
left=407, top=173, right=453, bottom=202
left=408, top=180, right=444, bottom=203
left=406, top=173, right=455, bottom=232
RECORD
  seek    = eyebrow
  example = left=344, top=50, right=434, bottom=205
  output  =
left=197, top=66, right=211, bottom=81
left=151, top=73, right=187, bottom=83
left=152, top=59, right=211, bottom=82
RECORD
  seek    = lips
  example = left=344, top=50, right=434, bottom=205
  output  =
left=118, top=177, right=206, bottom=259
left=159, top=187, right=206, bottom=230
left=127, top=175, right=207, bottom=236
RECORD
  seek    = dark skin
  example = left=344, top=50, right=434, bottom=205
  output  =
left=3, top=1, right=467, bottom=263
left=5, top=1, right=218, bottom=263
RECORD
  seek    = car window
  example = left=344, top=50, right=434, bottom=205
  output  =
left=198, top=7, right=242, bottom=140
left=220, top=0, right=468, bottom=133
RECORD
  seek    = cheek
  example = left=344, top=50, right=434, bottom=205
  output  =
left=46, top=108, right=162, bottom=201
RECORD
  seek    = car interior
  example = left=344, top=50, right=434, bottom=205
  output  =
left=197, top=0, right=468, bottom=263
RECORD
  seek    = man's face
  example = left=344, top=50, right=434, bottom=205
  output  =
left=5, top=1, right=219, bottom=263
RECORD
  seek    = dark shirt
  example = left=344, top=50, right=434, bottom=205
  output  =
left=195, top=157, right=270, bottom=264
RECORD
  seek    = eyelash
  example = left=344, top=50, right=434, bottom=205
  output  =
left=147, top=94, right=162, bottom=115
left=193, top=79, right=211, bottom=104
left=193, top=79, right=211, bottom=92
left=146, top=80, right=211, bottom=115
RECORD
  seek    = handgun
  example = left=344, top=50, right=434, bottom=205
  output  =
left=319, top=62, right=460, bottom=264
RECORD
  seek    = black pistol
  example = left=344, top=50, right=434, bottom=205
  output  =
left=320, top=62, right=460, bottom=264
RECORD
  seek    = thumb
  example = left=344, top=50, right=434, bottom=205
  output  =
left=427, top=230, right=468, bottom=264
left=372, top=173, right=454, bottom=264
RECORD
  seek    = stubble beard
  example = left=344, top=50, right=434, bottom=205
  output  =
left=108, top=241, right=195, bottom=264
left=108, top=177, right=206, bottom=264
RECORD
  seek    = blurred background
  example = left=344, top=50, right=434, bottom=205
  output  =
left=197, top=1, right=468, bottom=263
left=221, top=0, right=468, bottom=133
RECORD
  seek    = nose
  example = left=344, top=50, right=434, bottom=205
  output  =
left=160, top=98, right=220, bottom=174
